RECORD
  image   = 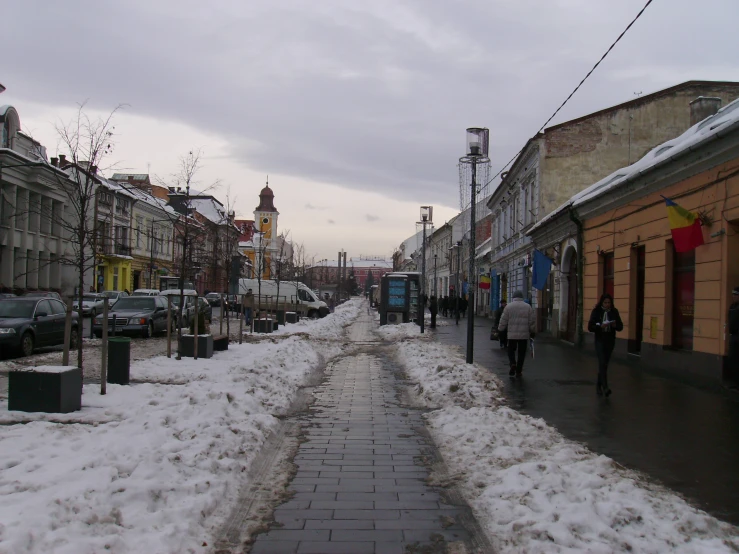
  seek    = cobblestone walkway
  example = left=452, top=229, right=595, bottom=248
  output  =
left=250, top=312, right=481, bottom=553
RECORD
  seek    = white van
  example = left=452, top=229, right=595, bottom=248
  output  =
left=132, top=289, right=160, bottom=296
left=238, top=279, right=329, bottom=319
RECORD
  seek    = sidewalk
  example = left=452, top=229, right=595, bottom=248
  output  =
left=434, top=315, right=739, bottom=525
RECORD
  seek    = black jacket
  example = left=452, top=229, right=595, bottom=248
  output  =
left=587, top=305, right=623, bottom=339
left=729, top=302, right=739, bottom=335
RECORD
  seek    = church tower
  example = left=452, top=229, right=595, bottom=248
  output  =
left=253, top=178, right=279, bottom=279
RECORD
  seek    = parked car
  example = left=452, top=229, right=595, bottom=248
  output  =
left=205, top=292, right=222, bottom=307
left=159, top=289, right=198, bottom=326
left=225, top=294, right=242, bottom=314
left=102, top=290, right=129, bottom=308
left=22, top=291, right=63, bottom=301
left=132, top=289, right=160, bottom=297
left=72, top=293, right=107, bottom=317
left=93, top=296, right=173, bottom=338
left=198, top=297, right=212, bottom=323
left=0, top=297, right=79, bottom=357
left=0, top=293, right=16, bottom=299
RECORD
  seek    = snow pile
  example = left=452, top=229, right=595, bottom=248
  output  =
left=0, top=309, right=352, bottom=553
left=269, top=297, right=361, bottom=341
left=393, top=339, right=739, bottom=553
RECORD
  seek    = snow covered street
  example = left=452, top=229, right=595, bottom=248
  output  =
left=2, top=300, right=739, bottom=553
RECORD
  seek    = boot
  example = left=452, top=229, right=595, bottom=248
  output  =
left=596, top=383, right=603, bottom=396
left=604, top=387, right=612, bottom=397
left=509, top=364, right=516, bottom=377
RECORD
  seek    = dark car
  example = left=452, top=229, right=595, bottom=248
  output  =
left=0, top=297, right=79, bottom=357
left=205, top=292, right=222, bottom=307
left=93, top=296, right=173, bottom=338
left=0, top=293, right=16, bottom=299
left=22, top=291, right=63, bottom=301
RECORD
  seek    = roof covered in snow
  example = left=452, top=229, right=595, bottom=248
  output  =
left=528, top=96, right=739, bottom=235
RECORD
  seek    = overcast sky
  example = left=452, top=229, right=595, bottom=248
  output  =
left=2, top=0, right=737, bottom=261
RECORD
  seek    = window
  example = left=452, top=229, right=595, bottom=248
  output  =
left=602, top=253, right=614, bottom=299
left=136, top=217, right=143, bottom=248
left=35, top=300, right=52, bottom=317
left=49, top=299, right=66, bottom=315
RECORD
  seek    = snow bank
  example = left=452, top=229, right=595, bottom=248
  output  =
left=0, top=305, right=356, bottom=554
left=393, top=339, right=739, bottom=553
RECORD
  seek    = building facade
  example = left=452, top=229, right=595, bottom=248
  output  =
left=490, top=81, right=739, bottom=334
left=0, top=106, right=70, bottom=294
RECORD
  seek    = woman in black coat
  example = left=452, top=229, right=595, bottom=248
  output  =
left=587, top=293, right=623, bottom=397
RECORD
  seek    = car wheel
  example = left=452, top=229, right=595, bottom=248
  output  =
left=94, top=332, right=102, bottom=339
left=69, top=327, right=79, bottom=349
left=308, top=310, right=319, bottom=320
left=144, top=321, right=154, bottom=339
left=20, top=332, right=34, bottom=357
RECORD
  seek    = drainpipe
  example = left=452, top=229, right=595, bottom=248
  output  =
left=568, top=207, right=585, bottom=347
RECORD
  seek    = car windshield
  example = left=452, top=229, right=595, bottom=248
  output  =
left=111, top=298, right=155, bottom=311
left=168, top=297, right=181, bottom=306
left=83, top=295, right=99, bottom=302
left=0, top=300, right=35, bottom=318
left=103, top=291, right=118, bottom=299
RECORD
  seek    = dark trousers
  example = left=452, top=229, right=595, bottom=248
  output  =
left=430, top=312, right=437, bottom=328
left=499, top=329, right=508, bottom=349
left=728, top=335, right=739, bottom=385
left=507, top=339, right=528, bottom=373
left=595, top=337, right=615, bottom=389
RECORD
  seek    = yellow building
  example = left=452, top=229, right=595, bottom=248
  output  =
left=240, top=182, right=279, bottom=280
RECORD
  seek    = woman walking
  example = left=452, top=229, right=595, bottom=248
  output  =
left=587, top=293, right=623, bottom=397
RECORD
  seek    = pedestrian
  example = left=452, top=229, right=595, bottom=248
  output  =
left=429, top=295, right=438, bottom=329
left=727, top=287, right=739, bottom=388
left=587, top=293, right=623, bottom=397
left=441, top=295, right=448, bottom=317
left=124, top=288, right=130, bottom=295
left=242, top=288, right=254, bottom=326
left=459, top=296, right=468, bottom=318
left=498, top=291, right=535, bottom=378
left=494, top=300, right=508, bottom=349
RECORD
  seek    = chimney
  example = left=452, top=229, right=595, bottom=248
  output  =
left=128, top=175, right=134, bottom=182
left=690, top=97, right=722, bottom=126
left=58, top=154, right=67, bottom=167
left=50, top=157, right=58, bottom=167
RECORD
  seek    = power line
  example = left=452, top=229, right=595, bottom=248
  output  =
left=485, top=0, right=656, bottom=188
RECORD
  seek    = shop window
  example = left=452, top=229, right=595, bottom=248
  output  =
left=672, top=248, right=695, bottom=350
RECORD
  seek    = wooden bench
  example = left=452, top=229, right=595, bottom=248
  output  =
left=213, top=334, right=229, bottom=351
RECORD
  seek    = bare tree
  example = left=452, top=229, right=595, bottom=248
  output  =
left=51, top=103, right=124, bottom=371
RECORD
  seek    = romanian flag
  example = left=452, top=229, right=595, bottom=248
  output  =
left=479, top=274, right=491, bottom=290
left=664, top=197, right=704, bottom=253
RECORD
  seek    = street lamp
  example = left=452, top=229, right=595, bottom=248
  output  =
left=418, top=206, right=432, bottom=334
left=451, top=240, right=461, bottom=325
left=459, top=127, right=490, bottom=363
left=433, top=253, right=438, bottom=299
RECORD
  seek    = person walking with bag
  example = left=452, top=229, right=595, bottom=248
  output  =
left=498, top=291, right=535, bottom=378
left=587, top=293, right=623, bottom=397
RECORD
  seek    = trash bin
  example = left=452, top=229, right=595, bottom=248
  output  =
left=108, top=336, right=131, bottom=385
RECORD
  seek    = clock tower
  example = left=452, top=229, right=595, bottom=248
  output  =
left=253, top=178, right=279, bottom=279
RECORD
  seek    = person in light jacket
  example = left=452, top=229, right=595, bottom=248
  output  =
left=242, top=289, right=255, bottom=325
left=587, top=293, right=623, bottom=397
left=498, top=291, right=535, bottom=377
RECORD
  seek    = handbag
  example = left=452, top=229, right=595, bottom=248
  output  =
left=490, top=327, right=500, bottom=341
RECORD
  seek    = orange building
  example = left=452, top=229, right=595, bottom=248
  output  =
left=530, top=97, right=739, bottom=386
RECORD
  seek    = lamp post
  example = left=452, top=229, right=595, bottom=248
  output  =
left=433, top=254, right=438, bottom=298
left=455, top=240, right=461, bottom=325
left=419, top=206, right=432, bottom=334
left=459, top=127, right=490, bottom=364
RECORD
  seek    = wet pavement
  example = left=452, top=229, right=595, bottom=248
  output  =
left=434, top=315, right=739, bottom=525
left=250, top=314, right=487, bottom=553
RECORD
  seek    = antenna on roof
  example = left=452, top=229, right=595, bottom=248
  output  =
left=266, top=175, right=269, bottom=186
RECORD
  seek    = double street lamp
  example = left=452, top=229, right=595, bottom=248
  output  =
left=418, top=206, right=432, bottom=334
left=459, top=128, right=490, bottom=364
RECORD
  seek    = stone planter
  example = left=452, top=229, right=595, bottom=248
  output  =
left=285, top=311, right=298, bottom=324
left=254, top=318, right=273, bottom=333
left=178, top=334, right=214, bottom=358
left=8, top=365, right=82, bottom=413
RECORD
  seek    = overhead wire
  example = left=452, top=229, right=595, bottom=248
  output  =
left=483, top=0, right=656, bottom=189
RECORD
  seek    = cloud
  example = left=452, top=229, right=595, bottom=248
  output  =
left=327, top=219, right=335, bottom=224
left=366, top=214, right=380, bottom=222
left=2, top=0, right=736, bottom=256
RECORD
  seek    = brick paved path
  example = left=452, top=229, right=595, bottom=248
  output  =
left=250, top=312, right=483, bottom=553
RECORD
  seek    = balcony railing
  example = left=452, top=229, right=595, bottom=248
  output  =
left=115, top=243, right=132, bottom=256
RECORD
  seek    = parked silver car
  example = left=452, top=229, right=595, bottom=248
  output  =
left=102, top=290, right=129, bottom=308
left=72, top=293, right=107, bottom=317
